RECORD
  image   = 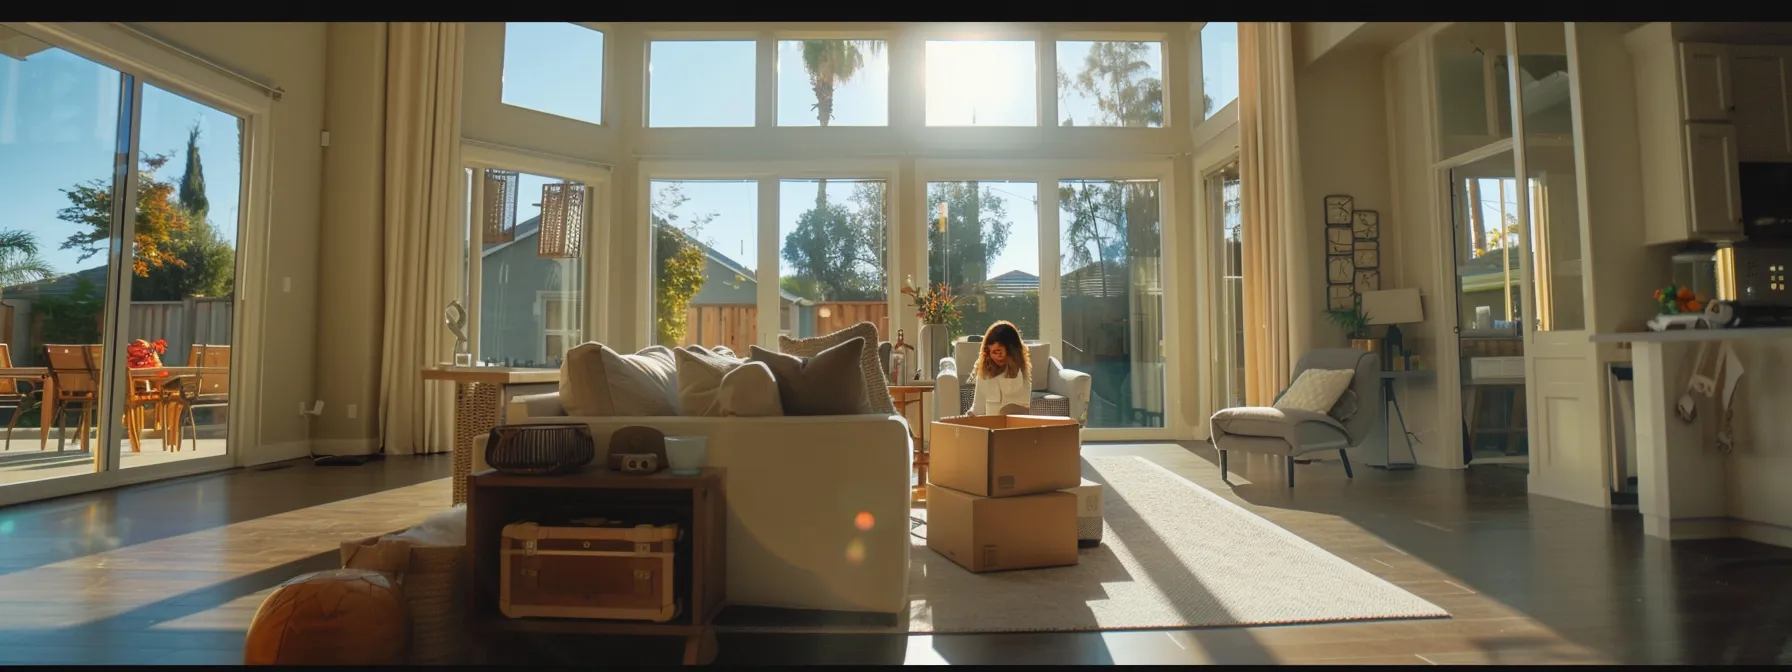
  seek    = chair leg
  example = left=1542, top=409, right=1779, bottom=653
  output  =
left=1287, top=456, right=1295, bottom=488
left=1339, top=449, right=1354, bottom=479
left=1219, top=449, right=1228, bottom=480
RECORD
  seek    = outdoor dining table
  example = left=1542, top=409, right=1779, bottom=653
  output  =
left=0, top=366, right=229, bottom=443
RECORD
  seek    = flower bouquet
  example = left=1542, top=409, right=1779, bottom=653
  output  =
left=127, top=339, right=169, bottom=376
left=901, top=276, right=963, bottom=379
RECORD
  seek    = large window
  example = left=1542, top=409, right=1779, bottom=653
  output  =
left=1207, top=163, right=1243, bottom=410
left=1055, top=41, right=1164, bottom=127
left=1060, top=179, right=1165, bottom=428
left=926, top=181, right=1039, bottom=339
left=463, top=166, right=594, bottom=368
left=1200, top=22, right=1239, bottom=119
left=501, top=22, right=605, bottom=125
left=648, top=41, right=756, bottom=128
left=650, top=179, right=760, bottom=352
left=925, top=40, right=1038, bottom=127
left=777, top=40, right=889, bottom=127
left=779, top=179, right=888, bottom=339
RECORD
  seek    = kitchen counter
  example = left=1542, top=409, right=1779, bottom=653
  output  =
left=1595, top=327, right=1792, bottom=548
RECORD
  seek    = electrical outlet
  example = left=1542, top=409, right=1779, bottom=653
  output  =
left=299, top=402, right=308, bottom=415
left=347, top=404, right=358, bottom=419
left=283, top=277, right=291, bottom=293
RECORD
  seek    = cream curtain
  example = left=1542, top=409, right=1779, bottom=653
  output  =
left=379, top=22, right=465, bottom=455
left=1237, top=22, right=1313, bottom=406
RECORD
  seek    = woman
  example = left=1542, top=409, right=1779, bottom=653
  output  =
left=969, top=320, right=1032, bottom=416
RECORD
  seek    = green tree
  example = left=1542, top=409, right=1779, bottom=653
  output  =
left=135, top=125, right=236, bottom=301
left=1072, top=41, right=1164, bottom=127
left=0, top=230, right=54, bottom=293
left=925, top=181, right=1014, bottom=294
left=34, top=277, right=105, bottom=345
left=779, top=181, right=886, bottom=302
left=651, top=183, right=712, bottom=347
left=801, top=39, right=883, bottom=207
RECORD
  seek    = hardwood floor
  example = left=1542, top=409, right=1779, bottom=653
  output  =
left=0, top=444, right=1787, bottom=665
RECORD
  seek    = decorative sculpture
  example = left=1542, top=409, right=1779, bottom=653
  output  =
left=445, top=300, right=472, bottom=366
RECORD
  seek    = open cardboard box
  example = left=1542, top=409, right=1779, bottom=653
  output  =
left=929, top=415, right=1082, bottom=497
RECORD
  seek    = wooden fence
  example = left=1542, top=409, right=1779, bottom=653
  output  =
left=813, top=301, right=888, bottom=341
left=680, top=300, right=890, bottom=354
left=0, top=298, right=232, bottom=366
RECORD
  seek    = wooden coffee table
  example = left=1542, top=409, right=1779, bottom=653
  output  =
left=888, top=384, right=935, bottom=506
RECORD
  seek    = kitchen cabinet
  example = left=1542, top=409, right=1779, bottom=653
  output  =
left=1625, top=24, right=1745, bottom=243
left=1730, top=46, right=1792, bottom=162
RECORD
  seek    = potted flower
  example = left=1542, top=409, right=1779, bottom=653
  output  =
left=901, top=276, right=963, bottom=380
left=126, top=339, right=171, bottom=378
left=1326, top=305, right=1378, bottom=353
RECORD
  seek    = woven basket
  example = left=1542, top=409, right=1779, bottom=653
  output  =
left=341, top=535, right=468, bottom=665
left=485, top=423, right=595, bottom=475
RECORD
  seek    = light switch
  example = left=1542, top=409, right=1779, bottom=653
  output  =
left=282, top=277, right=291, bottom=293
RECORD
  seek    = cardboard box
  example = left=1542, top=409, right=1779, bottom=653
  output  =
left=930, top=415, right=1082, bottom=497
left=926, top=484, right=1077, bottom=573
left=1062, top=479, right=1103, bottom=548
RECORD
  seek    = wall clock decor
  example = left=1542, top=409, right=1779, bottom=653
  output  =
left=1353, top=210, right=1380, bottom=240
left=1327, top=255, right=1355, bottom=284
left=1353, top=240, right=1379, bottom=269
left=1354, top=268, right=1381, bottom=294
left=1326, top=226, right=1354, bottom=255
left=1327, top=285, right=1356, bottom=311
left=1324, top=195, right=1354, bottom=225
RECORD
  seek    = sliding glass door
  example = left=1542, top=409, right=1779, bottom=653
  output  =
left=0, top=27, right=246, bottom=497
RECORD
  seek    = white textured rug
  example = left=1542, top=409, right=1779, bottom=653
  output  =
left=892, top=455, right=1448, bottom=633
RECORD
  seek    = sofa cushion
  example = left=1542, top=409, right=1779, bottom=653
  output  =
left=779, top=322, right=894, bottom=414
left=1273, top=368, right=1356, bottom=414
left=559, top=343, right=681, bottom=417
left=749, top=338, right=873, bottom=416
left=674, top=346, right=746, bottom=417
left=717, top=361, right=784, bottom=417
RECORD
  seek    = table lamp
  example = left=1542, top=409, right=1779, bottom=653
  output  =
left=1359, top=288, right=1424, bottom=370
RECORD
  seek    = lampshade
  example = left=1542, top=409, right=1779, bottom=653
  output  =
left=537, top=181, right=585, bottom=259
left=1360, top=288, right=1423, bottom=325
left=482, top=169, right=518, bottom=244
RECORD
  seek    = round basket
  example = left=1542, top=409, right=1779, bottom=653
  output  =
left=484, top=424, right=595, bottom=475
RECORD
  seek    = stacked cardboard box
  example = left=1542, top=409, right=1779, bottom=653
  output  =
left=925, top=415, right=1087, bottom=573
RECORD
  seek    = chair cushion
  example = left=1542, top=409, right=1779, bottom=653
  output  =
left=673, top=346, right=746, bottom=417
left=1274, top=368, right=1356, bottom=414
left=779, top=322, right=895, bottom=414
left=1211, top=406, right=1345, bottom=442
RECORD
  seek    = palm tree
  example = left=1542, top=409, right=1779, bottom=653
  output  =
left=801, top=39, right=883, bottom=208
left=0, top=230, right=55, bottom=300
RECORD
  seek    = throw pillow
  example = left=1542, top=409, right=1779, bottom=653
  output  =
left=778, top=322, right=895, bottom=414
left=1273, top=369, right=1357, bottom=414
left=748, top=338, right=873, bottom=416
left=673, top=347, right=746, bottom=417
left=1328, top=388, right=1360, bottom=422
left=559, top=343, right=681, bottom=417
left=716, top=361, right=784, bottom=417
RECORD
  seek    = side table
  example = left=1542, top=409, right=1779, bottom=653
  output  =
left=421, top=366, right=560, bottom=504
left=466, top=467, right=726, bottom=665
left=888, top=384, right=935, bottom=506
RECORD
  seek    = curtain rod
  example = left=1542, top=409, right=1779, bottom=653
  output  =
left=113, top=23, right=284, bottom=101
left=463, top=138, right=615, bottom=170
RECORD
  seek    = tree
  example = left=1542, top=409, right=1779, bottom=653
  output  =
left=651, top=183, right=712, bottom=348
left=0, top=230, right=54, bottom=292
left=926, top=181, right=1014, bottom=295
left=1072, top=41, right=1164, bottom=127
left=801, top=39, right=884, bottom=208
left=57, top=153, right=191, bottom=278
left=779, top=180, right=886, bottom=302
left=135, top=126, right=235, bottom=301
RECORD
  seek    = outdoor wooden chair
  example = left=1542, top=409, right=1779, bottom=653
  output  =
left=0, top=343, right=44, bottom=451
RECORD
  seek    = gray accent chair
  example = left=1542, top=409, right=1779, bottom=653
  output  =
left=1208, top=348, right=1382, bottom=487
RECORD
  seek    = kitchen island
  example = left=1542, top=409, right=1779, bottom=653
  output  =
left=1591, top=327, right=1792, bottom=547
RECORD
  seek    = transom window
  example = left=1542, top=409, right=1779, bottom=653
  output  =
left=924, top=40, right=1038, bottom=127
left=777, top=40, right=890, bottom=127
left=1055, top=40, right=1165, bottom=127
left=648, top=40, right=757, bottom=128
left=1200, top=22, right=1239, bottom=119
left=501, top=22, right=605, bottom=125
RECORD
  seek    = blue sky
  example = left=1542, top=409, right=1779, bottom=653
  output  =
left=1, top=43, right=241, bottom=281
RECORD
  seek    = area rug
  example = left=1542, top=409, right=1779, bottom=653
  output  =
left=726, top=455, right=1449, bottom=634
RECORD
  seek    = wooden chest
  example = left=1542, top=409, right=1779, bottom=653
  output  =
left=498, top=520, right=680, bottom=622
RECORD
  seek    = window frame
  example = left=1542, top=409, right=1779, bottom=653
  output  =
left=461, top=141, right=612, bottom=356
left=643, top=35, right=764, bottom=129
left=1052, top=31, right=1175, bottom=130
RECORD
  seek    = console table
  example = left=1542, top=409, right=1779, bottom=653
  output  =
left=421, top=366, right=559, bottom=504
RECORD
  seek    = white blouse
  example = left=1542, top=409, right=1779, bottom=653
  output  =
left=972, top=368, right=1033, bottom=415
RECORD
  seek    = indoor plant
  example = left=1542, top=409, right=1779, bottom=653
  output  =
left=1326, top=305, right=1378, bottom=353
left=902, top=276, right=963, bottom=379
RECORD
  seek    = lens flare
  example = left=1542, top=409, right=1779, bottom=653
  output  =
left=854, top=511, right=875, bottom=531
left=845, top=538, right=867, bottom=565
